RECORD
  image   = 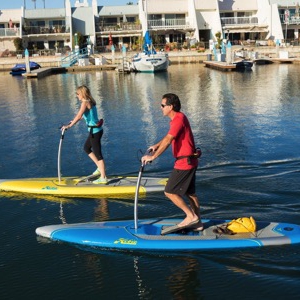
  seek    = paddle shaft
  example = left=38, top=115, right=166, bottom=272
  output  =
left=134, top=164, right=145, bottom=230
left=57, top=128, right=66, bottom=183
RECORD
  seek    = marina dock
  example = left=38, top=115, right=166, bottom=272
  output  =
left=203, top=61, right=237, bottom=71
left=22, top=67, right=66, bottom=78
left=21, top=65, right=118, bottom=78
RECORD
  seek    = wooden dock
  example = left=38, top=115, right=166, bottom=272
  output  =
left=66, top=65, right=117, bottom=72
left=22, top=65, right=118, bottom=78
left=203, top=61, right=237, bottom=71
left=22, top=67, right=66, bottom=78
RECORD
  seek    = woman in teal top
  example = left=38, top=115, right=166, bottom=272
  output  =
left=62, top=85, right=107, bottom=184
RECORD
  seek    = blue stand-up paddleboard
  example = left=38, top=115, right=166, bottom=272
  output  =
left=35, top=162, right=300, bottom=251
left=35, top=218, right=300, bottom=251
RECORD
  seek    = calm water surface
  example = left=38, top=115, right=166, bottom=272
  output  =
left=1, top=63, right=300, bottom=299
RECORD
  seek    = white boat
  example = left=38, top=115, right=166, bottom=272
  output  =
left=131, top=31, right=169, bottom=73
left=132, top=52, right=169, bottom=73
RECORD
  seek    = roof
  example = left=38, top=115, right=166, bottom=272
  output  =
left=218, top=0, right=258, bottom=11
left=24, top=8, right=66, bottom=18
left=98, top=5, right=139, bottom=17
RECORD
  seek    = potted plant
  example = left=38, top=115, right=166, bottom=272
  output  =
left=214, top=31, right=225, bottom=61
left=215, top=31, right=222, bottom=50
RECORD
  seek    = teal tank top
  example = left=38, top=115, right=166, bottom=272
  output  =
left=83, top=105, right=102, bottom=134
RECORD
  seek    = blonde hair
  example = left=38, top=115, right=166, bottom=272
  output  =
left=77, top=85, right=96, bottom=106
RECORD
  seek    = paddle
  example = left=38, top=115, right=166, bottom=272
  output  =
left=57, top=127, right=66, bottom=183
left=134, top=163, right=145, bottom=231
left=134, top=150, right=152, bottom=231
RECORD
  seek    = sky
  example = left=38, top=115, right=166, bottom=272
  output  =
left=0, top=0, right=138, bottom=10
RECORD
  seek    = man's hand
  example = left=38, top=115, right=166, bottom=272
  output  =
left=141, top=155, right=153, bottom=165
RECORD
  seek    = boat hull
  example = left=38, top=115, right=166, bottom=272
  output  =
left=132, top=53, right=169, bottom=73
left=234, top=60, right=253, bottom=70
left=0, top=176, right=167, bottom=197
left=35, top=218, right=300, bottom=251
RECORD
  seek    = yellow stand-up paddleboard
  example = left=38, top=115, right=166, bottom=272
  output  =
left=0, top=128, right=167, bottom=198
left=0, top=176, right=167, bottom=197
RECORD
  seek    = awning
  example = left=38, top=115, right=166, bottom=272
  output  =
left=225, top=26, right=268, bottom=33
left=98, top=33, right=141, bottom=38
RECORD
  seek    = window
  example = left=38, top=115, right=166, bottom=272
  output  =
left=148, top=14, right=162, bottom=20
left=29, top=21, right=45, bottom=27
left=49, top=20, right=65, bottom=26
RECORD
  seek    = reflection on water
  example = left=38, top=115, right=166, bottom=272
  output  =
left=1, top=63, right=300, bottom=299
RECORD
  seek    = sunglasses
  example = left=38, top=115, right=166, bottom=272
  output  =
left=161, top=103, right=169, bottom=108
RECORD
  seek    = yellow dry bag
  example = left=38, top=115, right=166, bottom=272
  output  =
left=227, top=216, right=256, bottom=233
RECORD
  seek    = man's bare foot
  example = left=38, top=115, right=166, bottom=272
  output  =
left=177, top=216, right=199, bottom=228
left=190, top=221, right=204, bottom=231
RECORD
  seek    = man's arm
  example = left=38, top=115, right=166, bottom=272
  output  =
left=142, top=134, right=174, bottom=164
left=152, top=134, right=173, bottom=159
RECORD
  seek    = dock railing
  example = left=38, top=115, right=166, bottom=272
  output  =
left=60, top=47, right=88, bottom=67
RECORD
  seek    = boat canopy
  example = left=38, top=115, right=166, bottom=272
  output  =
left=143, top=31, right=156, bottom=55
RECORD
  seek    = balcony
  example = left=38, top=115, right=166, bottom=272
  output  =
left=280, top=13, right=300, bottom=25
left=221, top=16, right=259, bottom=26
left=0, top=28, right=20, bottom=37
left=97, top=23, right=142, bottom=33
left=148, top=19, right=190, bottom=30
left=22, top=25, right=70, bottom=35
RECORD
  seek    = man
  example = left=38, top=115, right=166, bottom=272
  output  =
left=142, top=93, right=203, bottom=231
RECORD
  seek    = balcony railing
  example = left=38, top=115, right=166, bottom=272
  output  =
left=23, top=25, right=70, bottom=35
left=148, top=19, right=189, bottom=29
left=221, top=16, right=258, bottom=26
left=0, top=28, right=20, bottom=37
left=280, top=13, right=300, bottom=24
left=98, top=23, right=142, bottom=32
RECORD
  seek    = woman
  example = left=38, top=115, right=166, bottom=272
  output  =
left=62, top=85, right=107, bottom=184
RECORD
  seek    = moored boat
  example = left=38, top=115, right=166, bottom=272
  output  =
left=132, top=52, right=169, bottom=73
left=233, top=59, right=253, bottom=70
left=131, top=31, right=169, bottom=73
left=10, top=61, right=41, bottom=76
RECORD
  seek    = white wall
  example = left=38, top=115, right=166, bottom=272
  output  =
left=269, top=4, right=284, bottom=41
left=0, top=9, right=22, bottom=25
left=146, top=0, right=187, bottom=13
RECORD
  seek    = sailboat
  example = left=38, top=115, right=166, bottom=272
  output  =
left=131, top=31, right=169, bottom=73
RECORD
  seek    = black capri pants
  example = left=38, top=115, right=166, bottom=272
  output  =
left=83, top=130, right=104, bottom=161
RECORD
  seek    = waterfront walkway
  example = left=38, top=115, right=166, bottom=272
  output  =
left=2, top=45, right=300, bottom=73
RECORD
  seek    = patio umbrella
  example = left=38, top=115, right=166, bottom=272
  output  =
left=109, top=33, right=113, bottom=46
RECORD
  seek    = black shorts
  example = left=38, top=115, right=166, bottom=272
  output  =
left=164, top=167, right=197, bottom=196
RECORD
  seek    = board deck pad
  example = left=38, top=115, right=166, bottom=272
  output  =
left=74, top=174, right=100, bottom=185
left=161, top=220, right=201, bottom=235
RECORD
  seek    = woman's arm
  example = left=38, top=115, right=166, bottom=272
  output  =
left=63, top=102, right=87, bottom=129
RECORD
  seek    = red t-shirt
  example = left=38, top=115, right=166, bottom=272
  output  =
left=168, top=112, right=198, bottom=170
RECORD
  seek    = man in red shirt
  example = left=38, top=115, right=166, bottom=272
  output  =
left=142, top=93, right=203, bottom=231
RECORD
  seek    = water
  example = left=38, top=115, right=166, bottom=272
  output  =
left=1, top=64, right=300, bottom=299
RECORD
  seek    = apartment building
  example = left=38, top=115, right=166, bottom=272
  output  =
left=0, top=0, right=299, bottom=55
